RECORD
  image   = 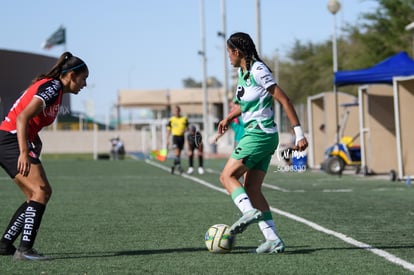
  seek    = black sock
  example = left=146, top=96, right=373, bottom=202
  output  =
left=189, top=155, right=193, bottom=167
left=19, top=201, right=46, bottom=251
left=0, top=202, right=27, bottom=246
left=174, top=156, right=181, bottom=166
left=199, top=155, right=203, bottom=167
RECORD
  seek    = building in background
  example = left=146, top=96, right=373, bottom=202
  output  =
left=0, top=49, right=70, bottom=119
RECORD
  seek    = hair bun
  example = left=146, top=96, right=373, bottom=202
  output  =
left=63, top=52, right=73, bottom=60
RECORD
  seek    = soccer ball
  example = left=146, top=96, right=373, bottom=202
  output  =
left=204, top=224, right=235, bottom=253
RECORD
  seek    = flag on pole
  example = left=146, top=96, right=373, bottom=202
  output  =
left=42, top=26, right=66, bottom=49
left=150, top=148, right=168, bottom=162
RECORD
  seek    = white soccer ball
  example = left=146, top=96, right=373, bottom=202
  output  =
left=204, top=224, right=235, bottom=253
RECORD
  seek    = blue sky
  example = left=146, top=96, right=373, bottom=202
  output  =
left=1, top=0, right=378, bottom=123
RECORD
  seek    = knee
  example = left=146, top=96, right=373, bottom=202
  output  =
left=43, top=185, right=52, bottom=202
left=34, top=184, right=52, bottom=203
left=219, top=172, right=230, bottom=186
left=219, top=173, right=225, bottom=185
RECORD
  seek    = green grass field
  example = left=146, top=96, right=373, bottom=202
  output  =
left=0, top=156, right=413, bottom=274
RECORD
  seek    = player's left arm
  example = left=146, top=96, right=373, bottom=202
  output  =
left=267, top=84, right=308, bottom=151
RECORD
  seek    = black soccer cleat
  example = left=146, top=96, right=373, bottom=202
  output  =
left=0, top=243, right=16, bottom=256
left=13, top=248, right=51, bottom=261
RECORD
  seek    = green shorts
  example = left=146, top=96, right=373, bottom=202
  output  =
left=231, top=132, right=279, bottom=172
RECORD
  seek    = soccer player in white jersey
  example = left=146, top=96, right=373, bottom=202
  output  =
left=217, top=32, right=308, bottom=254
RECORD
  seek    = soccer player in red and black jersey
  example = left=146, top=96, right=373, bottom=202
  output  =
left=0, top=52, right=88, bottom=260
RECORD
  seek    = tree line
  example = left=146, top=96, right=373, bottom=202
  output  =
left=184, top=0, right=414, bottom=103
left=275, top=0, right=414, bottom=102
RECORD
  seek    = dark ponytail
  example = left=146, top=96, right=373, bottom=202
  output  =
left=227, top=32, right=272, bottom=80
left=32, top=51, right=87, bottom=83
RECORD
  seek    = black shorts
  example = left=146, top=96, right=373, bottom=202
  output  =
left=0, top=130, right=41, bottom=178
left=187, top=132, right=203, bottom=150
left=172, top=135, right=185, bottom=150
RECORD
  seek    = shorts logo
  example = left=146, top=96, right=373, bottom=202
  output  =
left=28, top=151, right=38, bottom=159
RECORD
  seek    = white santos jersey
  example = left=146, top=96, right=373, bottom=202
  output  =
left=234, top=61, right=278, bottom=134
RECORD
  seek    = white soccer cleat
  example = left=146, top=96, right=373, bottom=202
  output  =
left=230, top=209, right=262, bottom=235
left=256, top=238, right=285, bottom=254
left=187, top=167, right=194, bottom=174
left=198, top=167, right=205, bottom=174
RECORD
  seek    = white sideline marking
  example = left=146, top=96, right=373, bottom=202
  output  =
left=323, top=189, right=353, bottom=192
left=271, top=207, right=414, bottom=272
left=207, top=168, right=305, bottom=192
left=146, top=160, right=414, bottom=272
left=262, top=183, right=291, bottom=192
left=263, top=183, right=305, bottom=192
left=146, top=160, right=228, bottom=194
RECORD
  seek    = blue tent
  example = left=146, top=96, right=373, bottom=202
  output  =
left=334, top=51, right=414, bottom=86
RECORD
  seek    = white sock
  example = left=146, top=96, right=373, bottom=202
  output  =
left=231, top=187, right=254, bottom=213
left=258, top=219, right=279, bottom=240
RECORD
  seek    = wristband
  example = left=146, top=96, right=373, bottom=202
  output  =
left=293, top=125, right=305, bottom=145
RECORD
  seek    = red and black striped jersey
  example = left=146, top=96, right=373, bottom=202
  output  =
left=0, top=78, right=63, bottom=142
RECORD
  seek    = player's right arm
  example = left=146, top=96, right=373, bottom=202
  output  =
left=218, top=103, right=241, bottom=135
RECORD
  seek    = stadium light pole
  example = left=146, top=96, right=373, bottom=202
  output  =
left=273, top=49, right=282, bottom=131
left=218, top=0, right=230, bottom=145
left=255, top=0, right=262, bottom=54
left=199, top=0, right=210, bottom=150
left=328, top=0, right=341, bottom=144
